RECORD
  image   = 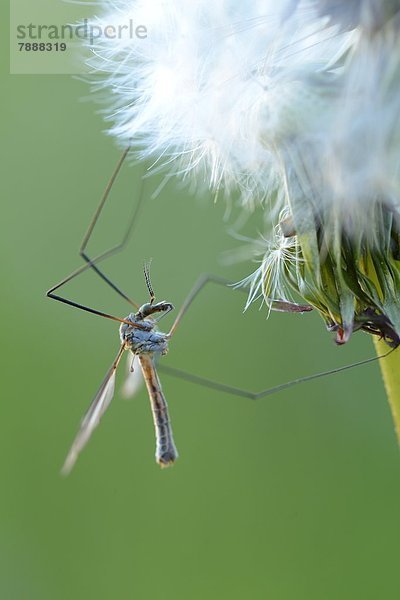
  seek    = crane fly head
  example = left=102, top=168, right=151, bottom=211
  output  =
left=137, top=300, right=174, bottom=320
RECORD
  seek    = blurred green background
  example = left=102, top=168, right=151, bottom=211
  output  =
left=3, top=3, right=400, bottom=599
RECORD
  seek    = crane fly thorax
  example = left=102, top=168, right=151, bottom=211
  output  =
left=119, top=312, right=169, bottom=356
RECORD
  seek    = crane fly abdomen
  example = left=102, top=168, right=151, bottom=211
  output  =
left=139, top=354, right=179, bottom=467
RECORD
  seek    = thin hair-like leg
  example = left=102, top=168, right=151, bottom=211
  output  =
left=157, top=348, right=394, bottom=400
left=46, top=258, right=144, bottom=327
left=167, top=273, right=311, bottom=338
left=164, top=273, right=394, bottom=398
left=46, top=149, right=147, bottom=323
left=79, top=147, right=145, bottom=308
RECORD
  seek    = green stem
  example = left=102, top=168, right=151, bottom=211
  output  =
left=373, top=338, right=400, bottom=443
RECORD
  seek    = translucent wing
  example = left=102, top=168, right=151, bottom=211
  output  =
left=121, top=353, right=144, bottom=399
left=61, top=344, right=125, bottom=476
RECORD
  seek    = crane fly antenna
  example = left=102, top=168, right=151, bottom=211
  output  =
left=144, top=259, right=155, bottom=304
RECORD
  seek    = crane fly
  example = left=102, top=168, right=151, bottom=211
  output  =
left=47, top=148, right=394, bottom=474
left=62, top=261, right=178, bottom=474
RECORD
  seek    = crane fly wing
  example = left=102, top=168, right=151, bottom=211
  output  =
left=61, top=344, right=125, bottom=476
left=62, top=370, right=116, bottom=475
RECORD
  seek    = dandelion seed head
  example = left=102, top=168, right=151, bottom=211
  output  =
left=85, top=0, right=400, bottom=344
